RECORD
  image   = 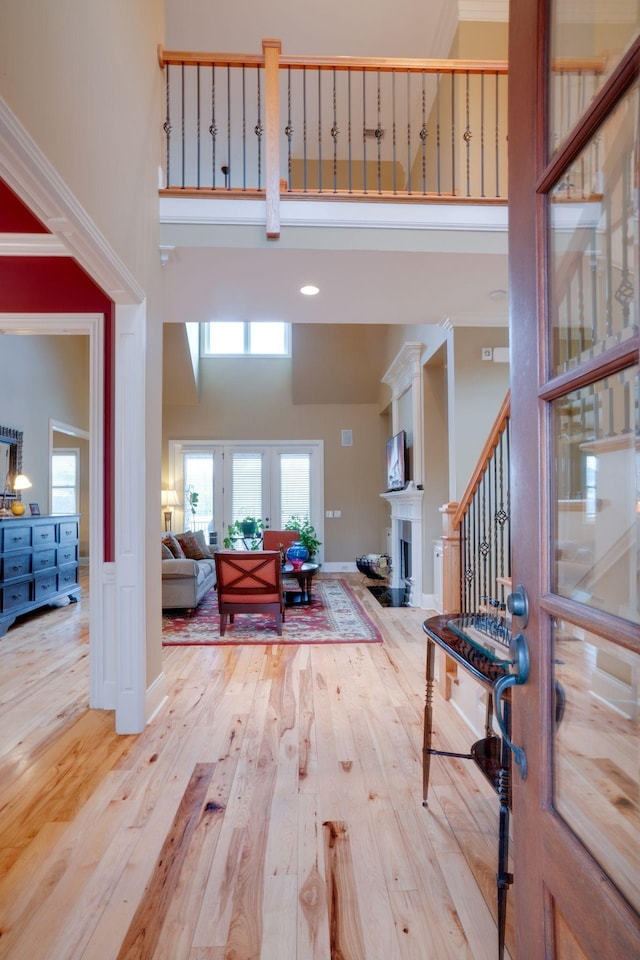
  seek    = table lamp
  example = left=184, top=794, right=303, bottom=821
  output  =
left=161, top=488, right=180, bottom=531
left=10, top=473, right=32, bottom=516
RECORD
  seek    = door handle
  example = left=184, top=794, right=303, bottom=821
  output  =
left=494, top=631, right=530, bottom=779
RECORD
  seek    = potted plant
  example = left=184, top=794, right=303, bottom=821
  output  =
left=284, top=516, right=321, bottom=561
left=223, top=517, right=264, bottom=549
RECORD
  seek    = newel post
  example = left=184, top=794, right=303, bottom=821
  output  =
left=439, top=502, right=461, bottom=614
left=262, top=38, right=281, bottom=240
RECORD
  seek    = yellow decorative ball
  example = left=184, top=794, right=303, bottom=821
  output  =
left=11, top=502, right=26, bottom=516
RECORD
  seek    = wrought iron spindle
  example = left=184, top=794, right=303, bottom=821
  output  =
left=376, top=69, right=382, bottom=194
left=464, top=71, right=472, bottom=198
left=495, top=72, right=500, bottom=197
left=255, top=66, right=263, bottom=191
left=242, top=66, right=246, bottom=190
left=163, top=64, right=171, bottom=187
left=226, top=65, right=231, bottom=189
left=392, top=70, right=398, bottom=195
left=318, top=66, right=322, bottom=193
left=303, top=66, right=307, bottom=193
left=196, top=64, right=201, bottom=188
left=480, top=72, right=485, bottom=197
left=362, top=71, right=367, bottom=194
left=436, top=72, right=441, bottom=195
left=285, top=66, right=293, bottom=192
left=210, top=65, right=217, bottom=189
left=347, top=68, right=352, bottom=194
left=181, top=62, right=186, bottom=188
left=420, top=71, right=427, bottom=195
left=331, top=67, right=338, bottom=193
left=406, top=71, right=411, bottom=195
left=450, top=72, right=455, bottom=197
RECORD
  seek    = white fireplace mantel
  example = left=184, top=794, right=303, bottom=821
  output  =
left=381, top=481, right=424, bottom=605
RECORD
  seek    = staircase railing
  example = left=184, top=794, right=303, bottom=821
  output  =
left=440, top=391, right=511, bottom=620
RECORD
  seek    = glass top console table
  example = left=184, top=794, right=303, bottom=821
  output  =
left=422, top=613, right=514, bottom=960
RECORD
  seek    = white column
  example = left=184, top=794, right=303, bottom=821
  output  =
left=114, top=302, right=147, bottom=734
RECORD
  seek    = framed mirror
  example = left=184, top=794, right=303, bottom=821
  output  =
left=0, top=426, right=24, bottom=501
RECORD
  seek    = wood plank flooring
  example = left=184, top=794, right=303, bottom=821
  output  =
left=0, top=573, right=514, bottom=959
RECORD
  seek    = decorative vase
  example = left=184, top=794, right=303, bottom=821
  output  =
left=286, top=540, right=309, bottom=569
left=11, top=501, right=25, bottom=516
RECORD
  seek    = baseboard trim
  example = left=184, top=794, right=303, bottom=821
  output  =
left=146, top=671, right=168, bottom=725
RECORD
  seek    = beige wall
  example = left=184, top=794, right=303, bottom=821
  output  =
left=163, top=349, right=386, bottom=563
left=453, top=327, right=510, bottom=498
left=0, top=335, right=89, bottom=551
left=0, top=1, right=167, bottom=690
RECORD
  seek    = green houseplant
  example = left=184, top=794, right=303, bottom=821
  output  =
left=223, top=517, right=264, bottom=550
left=284, top=516, right=321, bottom=561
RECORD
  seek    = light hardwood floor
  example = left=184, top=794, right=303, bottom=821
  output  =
left=0, top=572, right=514, bottom=959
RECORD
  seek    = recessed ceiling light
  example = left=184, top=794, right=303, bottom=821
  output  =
left=300, top=285, right=319, bottom=296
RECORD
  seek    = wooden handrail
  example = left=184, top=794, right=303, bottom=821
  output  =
left=158, top=45, right=507, bottom=75
left=453, top=390, right=510, bottom=530
left=158, top=44, right=604, bottom=76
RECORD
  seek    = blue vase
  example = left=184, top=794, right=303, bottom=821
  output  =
left=286, top=540, right=309, bottom=569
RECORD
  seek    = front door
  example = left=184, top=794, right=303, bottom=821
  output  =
left=509, top=4, right=640, bottom=957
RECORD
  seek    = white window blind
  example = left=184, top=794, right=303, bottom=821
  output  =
left=279, top=453, right=311, bottom=526
left=183, top=453, right=214, bottom=533
left=231, top=452, right=263, bottom=521
left=51, top=450, right=78, bottom=514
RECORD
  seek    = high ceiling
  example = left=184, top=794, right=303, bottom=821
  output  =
left=160, top=0, right=510, bottom=331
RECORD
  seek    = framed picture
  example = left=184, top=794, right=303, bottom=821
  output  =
left=29, top=503, right=40, bottom=516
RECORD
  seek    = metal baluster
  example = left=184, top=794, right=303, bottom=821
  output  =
left=181, top=62, right=185, bottom=188
left=451, top=72, right=455, bottom=197
left=590, top=233, right=598, bottom=351
left=376, top=69, right=382, bottom=194
left=196, top=64, right=201, bottom=189
left=392, top=70, right=397, bottom=195
left=363, top=71, right=367, bottom=194
left=615, top=155, right=633, bottom=328
left=255, top=66, right=263, bottom=191
left=420, top=71, right=427, bottom=195
left=318, top=66, right=322, bottom=193
left=464, top=71, right=472, bottom=198
left=163, top=64, right=171, bottom=187
left=242, top=65, right=246, bottom=190
left=436, top=72, right=441, bottom=195
left=406, top=72, right=411, bottom=195
left=331, top=67, right=338, bottom=193
left=210, top=65, right=217, bottom=189
left=480, top=72, right=485, bottom=198
left=495, top=72, right=500, bottom=198
left=285, top=66, right=293, bottom=193
left=303, top=66, right=307, bottom=193
left=347, top=69, right=352, bottom=194
left=226, top=65, right=231, bottom=189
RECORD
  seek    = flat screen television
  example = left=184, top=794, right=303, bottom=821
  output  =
left=386, top=430, right=407, bottom=491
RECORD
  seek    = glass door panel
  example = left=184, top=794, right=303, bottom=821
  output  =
left=552, top=366, right=639, bottom=621
left=549, top=3, right=640, bottom=154
left=553, top=617, right=640, bottom=913
left=548, top=84, right=638, bottom=376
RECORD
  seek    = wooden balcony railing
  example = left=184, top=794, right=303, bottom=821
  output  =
left=440, top=392, right=511, bottom=619
left=158, top=42, right=606, bottom=237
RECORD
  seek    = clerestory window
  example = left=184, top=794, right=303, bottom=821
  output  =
left=202, top=321, right=291, bottom=357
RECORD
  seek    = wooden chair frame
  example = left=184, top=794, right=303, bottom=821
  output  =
left=214, top=550, right=284, bottom=636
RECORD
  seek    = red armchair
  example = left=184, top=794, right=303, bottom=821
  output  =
left=214, top=550, right=284, bottom=636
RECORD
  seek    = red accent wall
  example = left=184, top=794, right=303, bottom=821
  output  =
left=0, top=180, right=49, bottom=233
left=0, top=256, right=115, bottom=560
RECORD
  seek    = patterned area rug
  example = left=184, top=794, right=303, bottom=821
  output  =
left=162, top=578, right=382, bottom=645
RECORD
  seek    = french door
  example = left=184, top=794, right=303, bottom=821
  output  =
left=509, top=4, right=640, bottom=957
left=175, top=441, right=323, bottom=554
